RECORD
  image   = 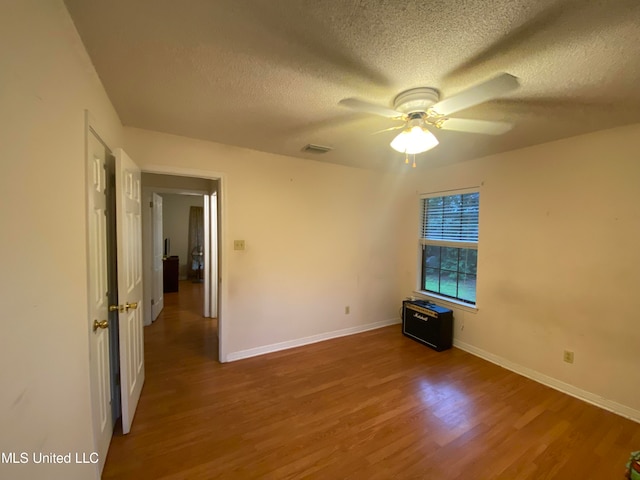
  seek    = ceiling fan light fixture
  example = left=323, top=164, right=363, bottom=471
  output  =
left=390, top=125, right=439, bottom=155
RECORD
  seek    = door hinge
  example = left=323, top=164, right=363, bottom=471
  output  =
left=151, top=299, right=155, bottom=305
left=150, top=201, right=153, bottom=208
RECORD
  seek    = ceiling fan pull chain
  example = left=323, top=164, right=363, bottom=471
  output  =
left=405, top=152, right=409, bottom=164
left=412, top=155, right=416, bottom=168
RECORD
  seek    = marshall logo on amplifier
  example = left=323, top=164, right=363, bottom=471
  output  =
left=402, top=300, right=453, bottom=351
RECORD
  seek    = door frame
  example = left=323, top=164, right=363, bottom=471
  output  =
left=140, top=166, right=227, bottom=363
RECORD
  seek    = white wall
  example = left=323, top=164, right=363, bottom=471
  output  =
left=400, top=124, right=640, bottom=419
left=162, top=193, right=204, bottom=278
left=0, top=2, right=123, bottom=479
left=123, top=127, right=409, bottom=361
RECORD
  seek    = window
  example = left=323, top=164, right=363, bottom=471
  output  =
left=419, top=190, right=479, bottom=305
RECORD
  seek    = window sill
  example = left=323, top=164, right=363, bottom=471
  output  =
left=412, top=290, right=478, bottom=313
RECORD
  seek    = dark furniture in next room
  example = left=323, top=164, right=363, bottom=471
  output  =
left=163, top=255, right=179, bottom=293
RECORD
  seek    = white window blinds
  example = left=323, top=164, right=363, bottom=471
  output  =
left=420, top=192, right=479, bottom=245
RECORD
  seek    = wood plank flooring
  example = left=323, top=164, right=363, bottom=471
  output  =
left=103, top=282, right=639, bottom=479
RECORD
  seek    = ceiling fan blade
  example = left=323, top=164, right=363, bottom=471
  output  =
left=431, top=73, right=520, bottom=116
left=438, top=118, right=513, bottom=135
left=370, top=124, right=405, bottom=135
left=339, top=98, right=403, bottom=118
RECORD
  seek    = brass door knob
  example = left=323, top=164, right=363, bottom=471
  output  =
left=108, top=302, right=138, bottom=313
left=93, top=320, right=109, bottom=332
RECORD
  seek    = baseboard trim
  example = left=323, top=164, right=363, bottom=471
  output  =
left=226, top=318, right=401, bottom=362
left=453, top=339, right=640, bottom=424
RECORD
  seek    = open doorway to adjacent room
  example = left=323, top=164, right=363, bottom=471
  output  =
left=140, top=172, right=220, bottom=346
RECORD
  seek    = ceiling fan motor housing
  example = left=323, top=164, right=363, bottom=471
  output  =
left=393, top=87, right=440, bottom=114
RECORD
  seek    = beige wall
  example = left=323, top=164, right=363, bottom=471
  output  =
left=161, top=193, right=204, bottom=278
left=123, top=127, right=410, bottom=360
left=0, top=1, right=123, bottom=479
left=400, top=124, right=640, bottom=417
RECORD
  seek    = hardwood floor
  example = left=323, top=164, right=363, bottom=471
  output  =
left=103, top=282, right=639, bottom=479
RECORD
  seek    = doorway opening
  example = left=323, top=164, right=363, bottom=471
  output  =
left=140, top=172, right=221, bottom=357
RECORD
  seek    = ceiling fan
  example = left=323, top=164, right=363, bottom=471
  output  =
left=339, top=73, right=520, bottom=166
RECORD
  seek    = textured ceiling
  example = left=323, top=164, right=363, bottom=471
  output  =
left=64, top=0, right=640, bottom=171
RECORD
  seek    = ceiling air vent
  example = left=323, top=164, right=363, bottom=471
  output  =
left=301, top=144, right=333, bottom=154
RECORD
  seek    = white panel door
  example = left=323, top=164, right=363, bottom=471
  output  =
left=114, top=148, right=145, bottom=435
left=203, top=194, right=210, bottom=317
left=87, top=130, right=112, bottom=470
left=203, top=192, right=218, bottom=318
left=210, top=192, right=218, bottom=318
left=151, top=193, right=163, bottom=321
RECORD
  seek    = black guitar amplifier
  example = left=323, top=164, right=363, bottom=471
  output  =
left=402, top=300, right=453, bottom=351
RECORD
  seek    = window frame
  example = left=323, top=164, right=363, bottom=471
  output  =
left=416, top=187, right=480, bottom=309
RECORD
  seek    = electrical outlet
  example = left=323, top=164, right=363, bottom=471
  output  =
left=233, top=240, right=245, bottom=250
left=563, top=350, right=574, bottom=364
left=345, top=306, right=350, bottom=314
